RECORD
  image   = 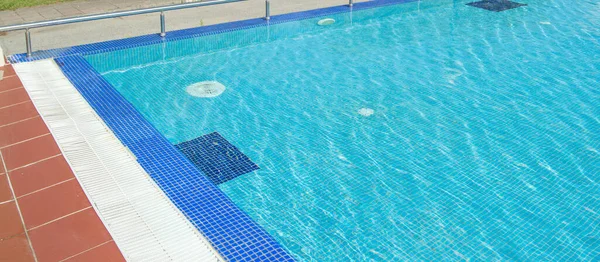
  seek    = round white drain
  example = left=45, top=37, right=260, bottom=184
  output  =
left=186, top=81, right=226, bottom=98
left=358, top=108, right=374, bottom=117
left=317, top=18, right=336, bottom=26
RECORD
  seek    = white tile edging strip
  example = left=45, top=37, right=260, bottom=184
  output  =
left=14, top=59, right=223, bottom=262
left=0, top=46, right=4, bottom=67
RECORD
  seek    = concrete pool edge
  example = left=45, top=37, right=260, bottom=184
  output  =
left=8, top=0, right=420, bottom=64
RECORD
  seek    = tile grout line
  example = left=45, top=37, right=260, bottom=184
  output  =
left=0, top=115, right=40, bottom=128
left=0, top=74, right=18, bottom=81
left=0, top=151, right=39, bottom=262
left=27, top=206, right=93, bottom=232
left=58, top=240, right=115, bottom=262
left=16, top=177, right=77, bottom=199
left=0, top=72, right=17, bottom=78
left=0, top=100, right=30, bottom=110
left=8, top=154, right=62, bottom=172
left=0, top=86, right=24, bottom=95
left=0, top=133, right=52, bottom=150
left=0, top=199, right=14, bottom=205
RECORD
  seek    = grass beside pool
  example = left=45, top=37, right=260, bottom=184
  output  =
left=0, top=0, right=76, bottom=11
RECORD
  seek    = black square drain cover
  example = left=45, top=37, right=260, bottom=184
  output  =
left=175, top=132, right=259, bottom=185
left=466, top=0, right=527, bottom=12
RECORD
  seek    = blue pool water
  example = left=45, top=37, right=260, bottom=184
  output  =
left=87, top=0, right=600, bottom=260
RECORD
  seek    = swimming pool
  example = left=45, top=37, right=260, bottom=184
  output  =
left=65, top=0, right=600, bottom=260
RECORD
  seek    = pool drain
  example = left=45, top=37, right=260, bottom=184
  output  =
left=317, top=18, right=336, bottom=26
left=466, top=0, right=527, bottom=12
left=186, top=81, right=226, bottom=98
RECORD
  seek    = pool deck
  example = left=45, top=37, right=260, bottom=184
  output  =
left=0, top=63, right=125, bottom=262
left=0, top=0, right=183, bottom=26
left=0, top=0, right=368, bottom=55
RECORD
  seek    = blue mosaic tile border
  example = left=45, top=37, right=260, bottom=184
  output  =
left=56, top=55, right=295, bottom=261
left=9, top=0, right=418, bottom=63
left=20, top=0, right=421, bottom=260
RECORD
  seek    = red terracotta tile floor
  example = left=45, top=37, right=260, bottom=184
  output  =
left=0, top=64, right=125, bottom=262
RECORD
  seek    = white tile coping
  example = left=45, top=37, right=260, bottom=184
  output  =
left=0, top=46, right=4, bottom=67
left=13, top=59, right=224, bottom=262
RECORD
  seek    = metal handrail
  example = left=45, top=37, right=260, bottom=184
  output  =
left=0, top=0, right=246, bottom=57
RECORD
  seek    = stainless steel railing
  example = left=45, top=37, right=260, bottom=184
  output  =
left=0, top=0, right=357, bottom=57
left=265, top=0, right=271, bottom=20
left=0, top=0, right=246, bottom=57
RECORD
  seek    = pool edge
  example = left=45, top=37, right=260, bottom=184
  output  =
left=8, top=0, right=419, bottom=64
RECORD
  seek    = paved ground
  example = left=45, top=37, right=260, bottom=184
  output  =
left=0, top=64, right=125, bottom=262
left=0, top=0, right=186, bottom=26
left=0, top=0, right=363, bottom=55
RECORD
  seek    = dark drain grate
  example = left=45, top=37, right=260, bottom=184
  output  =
left=175, top=132, right=259, bottom=185
left=466, top=0, right=527, bottom=12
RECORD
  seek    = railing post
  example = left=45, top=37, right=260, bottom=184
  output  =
left=160, top=12, right=166, bottom=37
left=265, top=0, right=270, bottom=20
left=25, top=28, right=32, bottom=57
left=349, top=0, right=353, bottom=7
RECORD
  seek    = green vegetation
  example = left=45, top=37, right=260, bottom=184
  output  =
left=0, top=0, right=76, bottom=11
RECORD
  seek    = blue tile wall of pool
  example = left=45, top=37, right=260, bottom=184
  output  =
left=17, top=0, right=423, bottom=260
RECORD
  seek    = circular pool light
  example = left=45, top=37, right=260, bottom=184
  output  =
left=186, top=81, right=226, bottom=98
left=317, top=18, right=336, bottom=26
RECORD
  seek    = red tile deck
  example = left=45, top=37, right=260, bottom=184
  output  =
left=62, top=241, right=124, bottom=262
left=0, top=88, right=31, bottom=108
left=1, top=65, right=16, bottom=78
left=0, top=75, right=22, bottom=93
left=0, top=174, right=12, bottom=202
left=9, top=156, right=75, bottom=197
left=1, top=134, right=62, bottom=171
left=19, top=179, right=92, bottom=229
left=0, top=202, right=24, bottom=238
left=0, top=154, right=4, bottom=174
left=0, top=234, right=35, bottom=262
left=28, top=209, right=113, bottom=262
left=0, top=102, right=40, bottom=128
left=0, top=117, right=50, bottom=148
left=0, top=64, right=125, bottom=262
